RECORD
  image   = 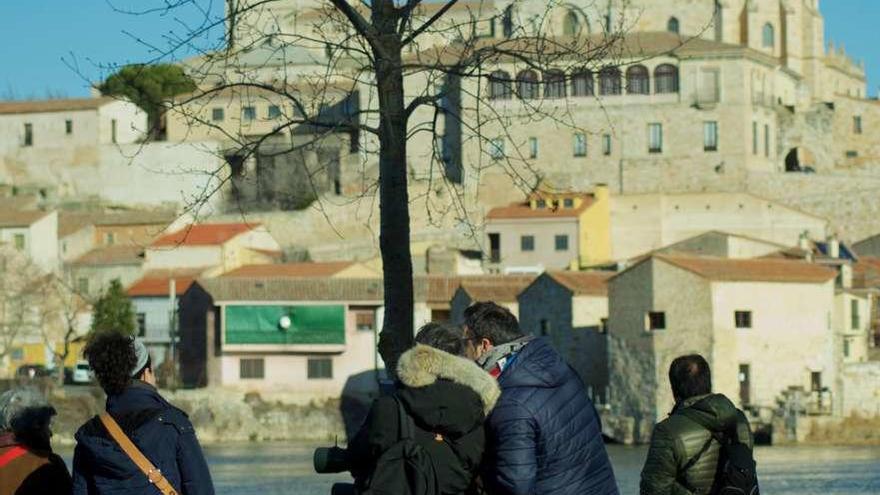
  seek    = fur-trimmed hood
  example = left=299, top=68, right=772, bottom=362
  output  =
left=397, top=344, right=500, bottom=415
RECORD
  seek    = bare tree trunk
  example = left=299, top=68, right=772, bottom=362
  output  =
left=374, top=2, right=414, bottom=379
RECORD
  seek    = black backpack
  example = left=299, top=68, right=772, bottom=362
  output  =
left=360, top=397, right=440, bottom=495
left=679, top=410, right=760, bottom=495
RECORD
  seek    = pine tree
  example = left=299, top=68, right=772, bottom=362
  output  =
left=90, top=279, right=136, bottom=336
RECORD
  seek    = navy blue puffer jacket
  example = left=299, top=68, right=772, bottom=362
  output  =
left=483, top=338, right=618, bottom=495
left=72, top=382, right=214, bottom=495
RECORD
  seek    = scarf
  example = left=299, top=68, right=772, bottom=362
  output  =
left=477, top=335, right=535, bottom=379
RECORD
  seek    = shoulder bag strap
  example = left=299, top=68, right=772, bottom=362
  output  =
left=99, top=413, right=179, bottom=495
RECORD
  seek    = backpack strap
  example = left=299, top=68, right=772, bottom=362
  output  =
left=395, top=395, right=415, bottom=441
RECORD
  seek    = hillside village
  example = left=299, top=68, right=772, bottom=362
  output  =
left=1, top=0, right=879, bottom=444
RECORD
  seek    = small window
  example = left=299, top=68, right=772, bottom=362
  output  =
left=111, top=119, right=117, bottom=144
left=489, top=233, right=501, bottom=263
left=762, top=23, right=775, bottom=48
left=764, top=124, right=770, bottom=158
left=843, top=338, right=851, bottom=358
left=211, top=108, right=225, bottom=122
left=554, top=234, right=569, bottom=251
left=571, top=69, right=594, bottom=97
left=540, top=319, right=551, bottom=336
left=647, top=311, right=666, bottom=331
left=488, top=71, right=512, bottom=100
left=268, top=105, right=282, bottom=119
left=520, top=235, right=535, bottom=252
left=851, top=299, right=860, bottom=329
left=528, top=137, right=538, bottom=159
left=704, top=121, right=718, bottom=152
left=563, top=198, right=574, bottom=208
left=242, top=106, right=257, bottom=121
left=536, top=199, right=547, bottom=209
left=307, top=358, right=333, bottom=379
left=599, top=67, right=622, bottom=95
left=667, top=17, right=680, bottom=34
left=626, top=65, right=650, bottom=95
left=602, top=134, right=612, bottom=156
left=752, top=122, right=759, bottom=155
left=65, top=119, right=73, bottom=135
left=648, top=123, right=663, bottom=153
left=846, top=150, right=859, bottom=158
left=23, top=123, right=33, bottom=146
left=516, top=70, right=540, bottom=100
left=573, top=133, right=587, bottom=157
left=352, top=306, right=377, bottom=331
left=105, top=232, right=115, bottom=246
left=13, top=234, right=25, bottom=250
left=137, top=313, right=146, bottom=337
left=543, top=70, right=567, bottom=99
left=735, top=311, right=752, bottom=329
left=853, top=116, right=862, bottom=134
left=240, top=358, right=265, bottom=379
left=600, top=318, right=609, bottom=334
left=489, top=138, right=505, bottom=160
left=77, top=278, right=89, bottom=294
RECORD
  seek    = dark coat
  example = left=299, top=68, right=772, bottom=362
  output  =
left=72, top=381, right=214, bottom=495
left=483, top=337, right=618, bottom=495
left=348, top=344, right=501, bottom=495
left=0, top=432, right=71, bottom=495
left=640, top=393, right=754, bottom=495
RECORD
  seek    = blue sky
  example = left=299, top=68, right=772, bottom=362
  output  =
left=1, top=1, right=878, bottom=98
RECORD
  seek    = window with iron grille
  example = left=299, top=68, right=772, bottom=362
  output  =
left=735, top=311, right=752, bottom=329
left=240, top=358, right=265, bottom=379
left=307, top=358, right=333, bottom=379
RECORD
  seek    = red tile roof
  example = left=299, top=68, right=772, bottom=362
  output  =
left=657, top=254, right=838, bottom=283
left=546, top=271, right=612, bottom=296
left=458, top=277, right=535, bottom=302
left=486, top=195, right=594, bottom=220
left=151, top=223, right=258, bottom=247
left=0, top=97, right=118, bottom=115
left=127, top=272, right=200, bottom=297
left=223, top=262, right=356, bottom=278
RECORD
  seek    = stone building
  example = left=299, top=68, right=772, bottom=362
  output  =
left=449, top=275, right=536, bottom=321
left=653, top=230, right=787, bottom=259
left=518, top=271, right=612, bottom=405
left=484, top=185, right=611, bottom=271
left=126, top=272, right=200, bottom=368
left=608, top=254, right=839, bottom=441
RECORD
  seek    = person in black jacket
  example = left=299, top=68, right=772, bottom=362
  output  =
left=347, top=322, right=500, bottom=494
left=72, top=332, right=214, bottom=495
left=463, top=302, right=618, bottom=495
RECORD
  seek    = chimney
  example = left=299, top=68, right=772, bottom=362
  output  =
left=839, top=264, right=853, bottom=289
left=798, top=231, right=810, bottom=252
left=827, top=234, right=840, bottom=259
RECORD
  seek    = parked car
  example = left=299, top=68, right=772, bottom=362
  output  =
left=16, top=364, right=51, bottom=379
left=72, top=360, right=94, bottom=384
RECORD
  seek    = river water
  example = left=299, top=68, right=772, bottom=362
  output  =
left=192, top=442, right=879, bottom=494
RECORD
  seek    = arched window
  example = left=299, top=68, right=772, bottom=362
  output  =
left=667, top=17, right=680, bottom=34
left=571, top=69, right=594, bottom=97
left=516, top=70, right=540, bottom=100
left=654, top=64, right=679, bottom=94
left=544, top=70, right=567, bottom=99
left=563, top=11, right=580, bottom=36
left=762, top=23, right=775, bottom=48
left=488, top=70, right=512, bottom=100
left=626, top=65, right=650, bottom=95
left=599, top=67, right=622, bottom=95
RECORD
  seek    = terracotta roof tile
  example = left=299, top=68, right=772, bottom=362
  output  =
left=58, top=210, right=177, bottom=237
left=487, top=195, right=593, bottom=220
left=0, top=97, right=118, bottom=115
left=657, top=254, right=837, bottom=283
left=70, top=246, right=144, bottom=266
left=223, top=262, right=356, bottom=278
left=0, top=210, right=52, bottom=228
left=546, top=271, right=612, bottom=296
left=458, top=277, right=535, bottom=302
left=128, top=275, right=198, bottom=297
left=151, top=223, right=258, bottom=247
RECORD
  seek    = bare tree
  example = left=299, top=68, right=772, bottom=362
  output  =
left=39, top=276, right=92, bottom=385
left=0, top=247, right=56, bottom=372
left=105, top=0, right=636, bottom=373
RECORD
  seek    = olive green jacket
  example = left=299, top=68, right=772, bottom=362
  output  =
left=640, top=394, right=753, bottom=495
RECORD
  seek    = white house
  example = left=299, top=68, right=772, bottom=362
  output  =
left=0, top=210, right=59, bottom=272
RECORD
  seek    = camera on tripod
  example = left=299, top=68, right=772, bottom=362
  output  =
left=314, top=446, right=357, bottom=495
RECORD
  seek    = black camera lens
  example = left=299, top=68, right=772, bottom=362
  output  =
left=314, top=446, right=350, bottom=474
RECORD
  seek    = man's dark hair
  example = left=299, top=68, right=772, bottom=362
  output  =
left=415, top=322, right=467, bottom=356
left=669, top=354, right=712, bottom=401
left=84, top=332, right=136, bottom=396
left=463, top=301, right=524, bottom=346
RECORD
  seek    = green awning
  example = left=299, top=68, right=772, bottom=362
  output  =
left=224, top=305, right=345, bottom=345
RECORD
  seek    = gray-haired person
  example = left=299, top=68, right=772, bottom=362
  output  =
left=0, top=386, right=72, bottom=494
